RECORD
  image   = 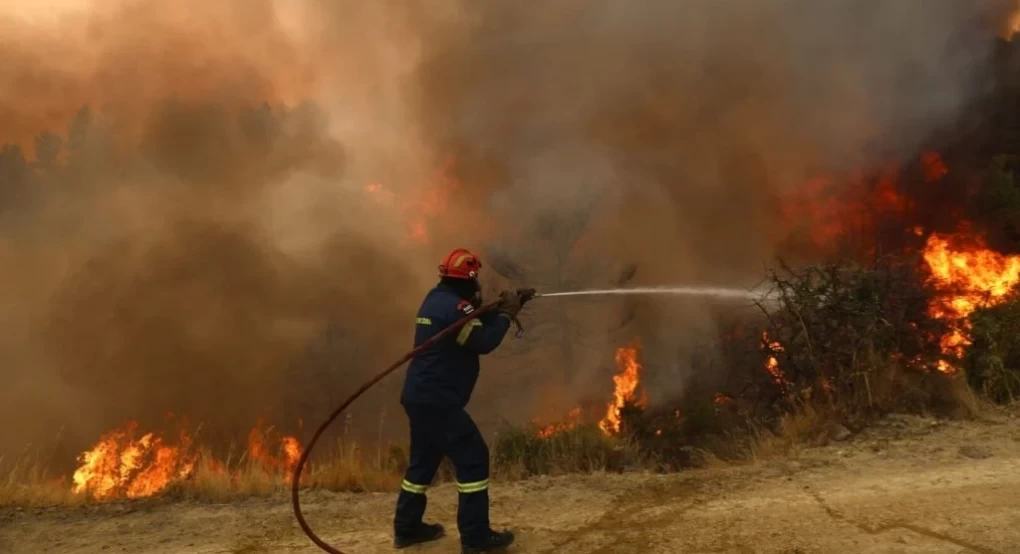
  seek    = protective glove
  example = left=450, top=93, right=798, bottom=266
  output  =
left=497, top=290, right=524, bottom=318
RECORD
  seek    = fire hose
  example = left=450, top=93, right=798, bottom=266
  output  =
left=291, top=289, right=537, bottom=554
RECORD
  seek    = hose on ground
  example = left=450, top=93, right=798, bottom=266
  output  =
left=290, top=300, right=502, bottom=554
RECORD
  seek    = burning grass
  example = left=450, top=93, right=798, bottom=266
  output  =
left=0, top=441, right=405, bottom=507
left=0, top=428, right=637, bottom=506
left=0, top=340, right=654, bottom=506
left=0, top=421, right=408, bottom=507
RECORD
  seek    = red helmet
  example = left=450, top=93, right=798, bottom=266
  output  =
left=438, top=248, right=482, bottom=279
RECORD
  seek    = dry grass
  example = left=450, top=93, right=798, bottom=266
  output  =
left=301, top=439, right=404, bottom=493
left=723, top=377, right=1002, bottom=464
left=174, top=439, right=406, bottom=502
left=946, top=370, right=993, bottom=418
left=0, top=447, right=82, bottom=507
left=747, top=403, right=827, bottom=460
left=492, top=423, right=641, bottom=479
left=0, top=425, right=635, bottom=507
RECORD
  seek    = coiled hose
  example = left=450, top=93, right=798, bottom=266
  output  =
left=290, top=300, right=502, bottom=554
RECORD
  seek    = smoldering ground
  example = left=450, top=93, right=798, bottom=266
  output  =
left=0, top=0, right=1013, bottom=460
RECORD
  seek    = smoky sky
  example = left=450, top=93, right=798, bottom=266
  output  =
left=0, top=0, right=1014, bottom=454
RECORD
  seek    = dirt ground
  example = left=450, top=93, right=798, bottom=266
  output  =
left=2, top=409, right=1019, bottom=554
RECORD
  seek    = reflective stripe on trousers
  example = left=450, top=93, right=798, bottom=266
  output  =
left=393, top=403, right=491, bottom=542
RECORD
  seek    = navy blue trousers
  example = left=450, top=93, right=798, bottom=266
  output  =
left=393, top=403, right=490, bottom=543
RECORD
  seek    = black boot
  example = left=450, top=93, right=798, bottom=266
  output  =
left=394, top=522, right=445, bottom=549
left=461, top=529, right=515, bottom=553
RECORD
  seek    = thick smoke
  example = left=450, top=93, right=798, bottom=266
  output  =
left=0, top=0, right=1013, bottom=455
left=411, top=0, right=1012, bottom=418
left=0, top=0, right=453, bottom=457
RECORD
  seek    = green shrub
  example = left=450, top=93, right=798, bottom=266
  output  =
left=964, top=291, right=1020, bottom=403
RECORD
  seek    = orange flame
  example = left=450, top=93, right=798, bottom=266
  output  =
left=714, top=392, right=734, bottom=405
left=246, top=421, right=303, bottom=480
left=535, top=407, right=583, bottom=439
left=922, top=233, right=1020, bottom=372
left=598, top=339, right=647, bottom=435
left=761, top=331, right=788, bottom=385
left=71, top=421, right=197, bottom=500
left=783, top=159, right=911, bottom=255
left=1005, top=4, right=1020, bottom=41
left=282, top=436, right=302, bottom=471
left=71, top=419, right=302, bottom=500
left=920, top=151, right=948, bottom=183
left=362, top=158, right=466, bottom=245
left=530, top=339, right=650, bottom=439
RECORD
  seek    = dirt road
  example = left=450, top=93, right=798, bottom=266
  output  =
left=2, top=411, right=1019, bottom=554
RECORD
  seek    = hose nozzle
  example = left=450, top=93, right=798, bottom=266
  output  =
left=517, top=288, right=537, bottom=306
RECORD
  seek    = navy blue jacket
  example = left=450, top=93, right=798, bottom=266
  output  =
left=400, top=283, right=512, bottom=407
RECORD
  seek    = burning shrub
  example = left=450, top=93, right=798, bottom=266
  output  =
left=493, top=234, right=1020, bottom=473
left=577, top=257, right=971, bottom=468
left=751, top=258, right=955, bottom=420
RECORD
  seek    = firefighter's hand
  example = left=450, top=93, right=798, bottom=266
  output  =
left=498, top=290, right=524, bottom=317
left=516, top=288, right=537, bottom=307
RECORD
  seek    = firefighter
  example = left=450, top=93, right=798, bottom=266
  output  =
left=393, top=248, right=524, bottom=553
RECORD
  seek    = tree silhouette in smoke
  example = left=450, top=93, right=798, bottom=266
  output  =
left=485, top=198, right=638, bottom=389
left=34, top=131, right=62, bottom=171
left=0, top=144, right=28, bottom=214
